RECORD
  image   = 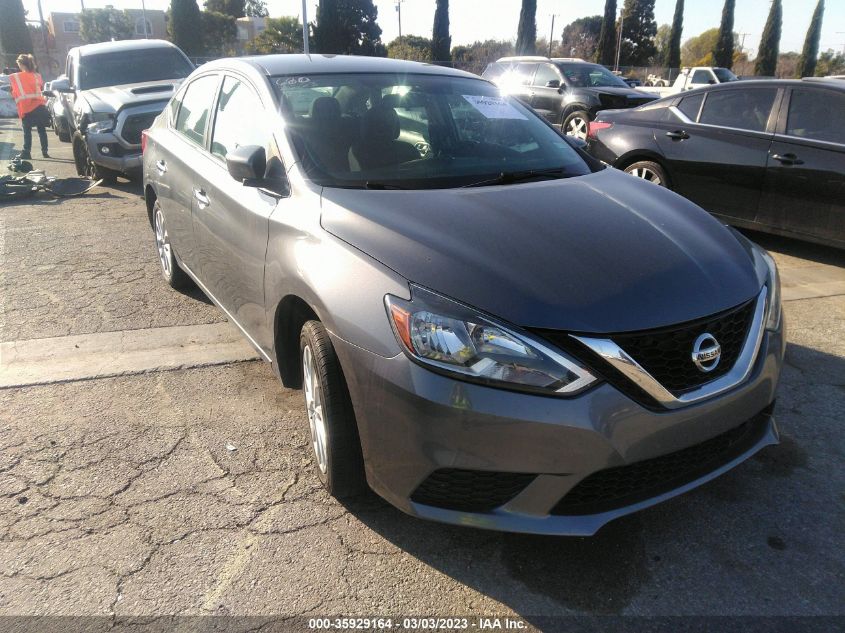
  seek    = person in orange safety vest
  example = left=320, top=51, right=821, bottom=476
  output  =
left=9, top=54, right=50, bottom=160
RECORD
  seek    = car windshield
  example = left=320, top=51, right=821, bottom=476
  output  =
left=713, top=67, right=739, bottom=83
left=78, top=48, right=193, bottom=90
left=274, top=73, right=592, bottom=189
left=559, top=64, right=630, bottom=88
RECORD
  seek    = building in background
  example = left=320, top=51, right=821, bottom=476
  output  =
left=235, top=16, right=266, bottom=54
left=48, top=9, right=168, bottom=62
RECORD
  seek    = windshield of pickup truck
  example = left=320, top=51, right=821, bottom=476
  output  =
left=78, top=48, right=193, bottom=90
left=713, top=68, right=739, bottom=83
left=275, top=73, right=592, bottom=189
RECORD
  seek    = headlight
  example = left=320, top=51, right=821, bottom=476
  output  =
left=385, top=285, right=598, bottom=395
left=86, top=112, right=115, bottom=134
left=761, top=250, right=782, bottom=330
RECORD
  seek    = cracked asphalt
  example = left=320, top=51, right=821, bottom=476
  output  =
left=0, top=118, right=843, bottom=626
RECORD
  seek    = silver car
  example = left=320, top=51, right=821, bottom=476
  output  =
left=142, top=55, right=785, bottom=535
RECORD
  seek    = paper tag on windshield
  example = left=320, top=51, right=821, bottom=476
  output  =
left=462, top=95, right=527, bottom=120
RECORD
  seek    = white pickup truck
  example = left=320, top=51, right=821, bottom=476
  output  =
left=637, top=67, right=739, bottom=97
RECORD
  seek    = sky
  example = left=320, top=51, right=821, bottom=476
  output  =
left=21, top=0, right=845, bottom=58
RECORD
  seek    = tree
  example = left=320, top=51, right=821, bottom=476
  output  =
left=204, top=0, right=244, bottom=19
left=560, top=16, right=602, bottom=61
left=619, top=0, right=657, bottom=66
left=754, top=0, right=781, bottom=76
left=0, top=0, right=33, bottom=67
left=654, top=24, right=671, bottom=65
left=515, top=0, right=536, bottom=56
left=681, top=28, right=719, bottom=66
left=451, top=39, right=513, bottom=75
left=387, top=35, right=431, bottom=62
left=79, top=8, right=133, bottom=44
left=595, top=0, right=617, bottom=65
left=312, top=0, right=386, bottom=56
left=816, top=48, right=845, bottom=77
left=244, top=0, right=268, bottom=17
left=170, top=0, right=203, bottom=56
left=248, top=16, right=302, bottom=53
left=797, top=0, right=824, bottom=78
left=713, top=0, right=735, bottom=68
left=666, top=0, right=683, bottom=69
left=200, top=10, right=237, bottom=55
left=431, top=0, right=450, bottom=64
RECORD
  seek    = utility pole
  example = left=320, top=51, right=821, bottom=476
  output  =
left=838, top=32, right=845, bottom=56
left=396, top=0, right=403, bottom=40
left=738, top=32, right=750, bottom=55
left=615, top=13, right=624, bottom=71
left=36, top=0, right=50, bottom=61
left=141, top=0, right=149, bottom=37
left=548, top=14, right=557, bottom=57
left=302, top=0, right=309, bottom=54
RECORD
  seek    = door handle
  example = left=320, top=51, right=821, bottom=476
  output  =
left=155, top=160, right=167, bottom=174
left=665, top=130, right=690, bottom=140
left=771, top=153, right=804, bottom=165
left=193, top=188, right=210, bottom=209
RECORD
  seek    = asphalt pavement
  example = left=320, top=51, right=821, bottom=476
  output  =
left=0, top=118, right=843, bottom=628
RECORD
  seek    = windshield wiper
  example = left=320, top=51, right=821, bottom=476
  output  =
left=460, top=168, right=569, bottom=188
left=364, top=181, right=407, bottom=190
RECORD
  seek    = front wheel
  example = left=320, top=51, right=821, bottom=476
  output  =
left=562, top=110, right=590, bottom=140
left=72, top=132, right=119, bottom=183
left=624, top=160, right=668, bottom=187
left=300, top=320, right=366, bottom=498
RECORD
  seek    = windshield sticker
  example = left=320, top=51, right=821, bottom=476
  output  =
left=276, top=76, right=313, bottom=88
left=462, top=95, right=527, bottom=120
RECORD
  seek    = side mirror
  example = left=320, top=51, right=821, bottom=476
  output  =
left=226, top=145, right=289, bottom=197
left=708, top=79, right=717, bottom=85
left=227, top=144, right=266, bottom=182
left=51, top=77, right=71, bottom=93
left=545, top=79, right=561, bottom=89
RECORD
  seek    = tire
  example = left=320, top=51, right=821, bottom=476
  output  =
left=624, top=160, right=669, bottom=187
left=56, top=118, right=71, bottom=143
left=152, top=199, right=191, bottom=290
left=300, top=320, right=366, bottom=498
left=72, top=132, right=119, bottom=183
left=562, top=110, right=590, bottom=140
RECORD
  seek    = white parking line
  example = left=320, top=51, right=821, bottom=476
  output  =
left=0, top=322, right=261, bottom=388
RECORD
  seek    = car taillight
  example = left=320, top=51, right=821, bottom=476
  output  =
left=141, top=130, right=148, bottom=154
left=587, top=121, right=613, bottom=140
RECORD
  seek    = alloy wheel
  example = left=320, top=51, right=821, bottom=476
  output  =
left=303, top=344, right=328, bottom=474
left=566, top=116, right=589, bottom=140
left=627, top=166, right=663, bottom=186
left=154, top=207, right=172, bottom=278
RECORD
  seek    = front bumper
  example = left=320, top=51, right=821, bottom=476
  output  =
left=85, top=131, right=142, bottom=175
left=331, top=324, right=784, bottom=536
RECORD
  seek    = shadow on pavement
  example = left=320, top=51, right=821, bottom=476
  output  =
left=739, top=228, right=845, bottom=268
left=337, top=341, right=843, bottom=620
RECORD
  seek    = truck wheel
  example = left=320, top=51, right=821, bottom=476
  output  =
left=562, top=110, right=590, bottom=140
left=72, top=132, right=118, bottom=183
left=300, top=320, right=366, bottom=499
left=56, top=119, right=71, bottom=143
left=624, top=160, right=668, bottom=187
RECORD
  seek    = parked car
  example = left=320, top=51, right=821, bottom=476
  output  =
left=587, top=79, right=845, bottom=249
left=638, top=66, right=739, bottom=97
left=41, top=80, right=71, bottom=142
left=49, top=39, right=193, bottom=182
left=482, top=56, right=659, bottom=139
left=143, top=55, right=784, bottom=536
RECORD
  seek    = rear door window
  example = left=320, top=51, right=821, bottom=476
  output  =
left=515, top=63, right=538, bottom=86
left=786, top=88, right=845, bottom=144
left=174, top=74, right=219, bottom=147
left=699, top=88, right=777, bottom=132
left=677, top=93, right=704, bottom=121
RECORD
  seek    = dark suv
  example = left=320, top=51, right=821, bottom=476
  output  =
left=482, top=56, right=658, bottom=139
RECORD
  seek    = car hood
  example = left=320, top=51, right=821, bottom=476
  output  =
left=81, top=80, right=183, bottom=113
left=320, top=169, right=762, bottom=333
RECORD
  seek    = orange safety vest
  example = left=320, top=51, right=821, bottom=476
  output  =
left=9, top=71, right=47, bottom=119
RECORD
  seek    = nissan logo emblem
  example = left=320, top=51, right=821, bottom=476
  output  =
left=692, top=333, right=721, bottom=373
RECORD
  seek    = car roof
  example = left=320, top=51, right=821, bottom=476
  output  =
left=75, top=39, right=178, bottom=57
left=199, top=54, right=481, bottom=80
left=705, top=78, right=845, bottom=93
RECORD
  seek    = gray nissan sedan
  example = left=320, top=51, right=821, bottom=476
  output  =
left=142, top=55, right=785, bottom=535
